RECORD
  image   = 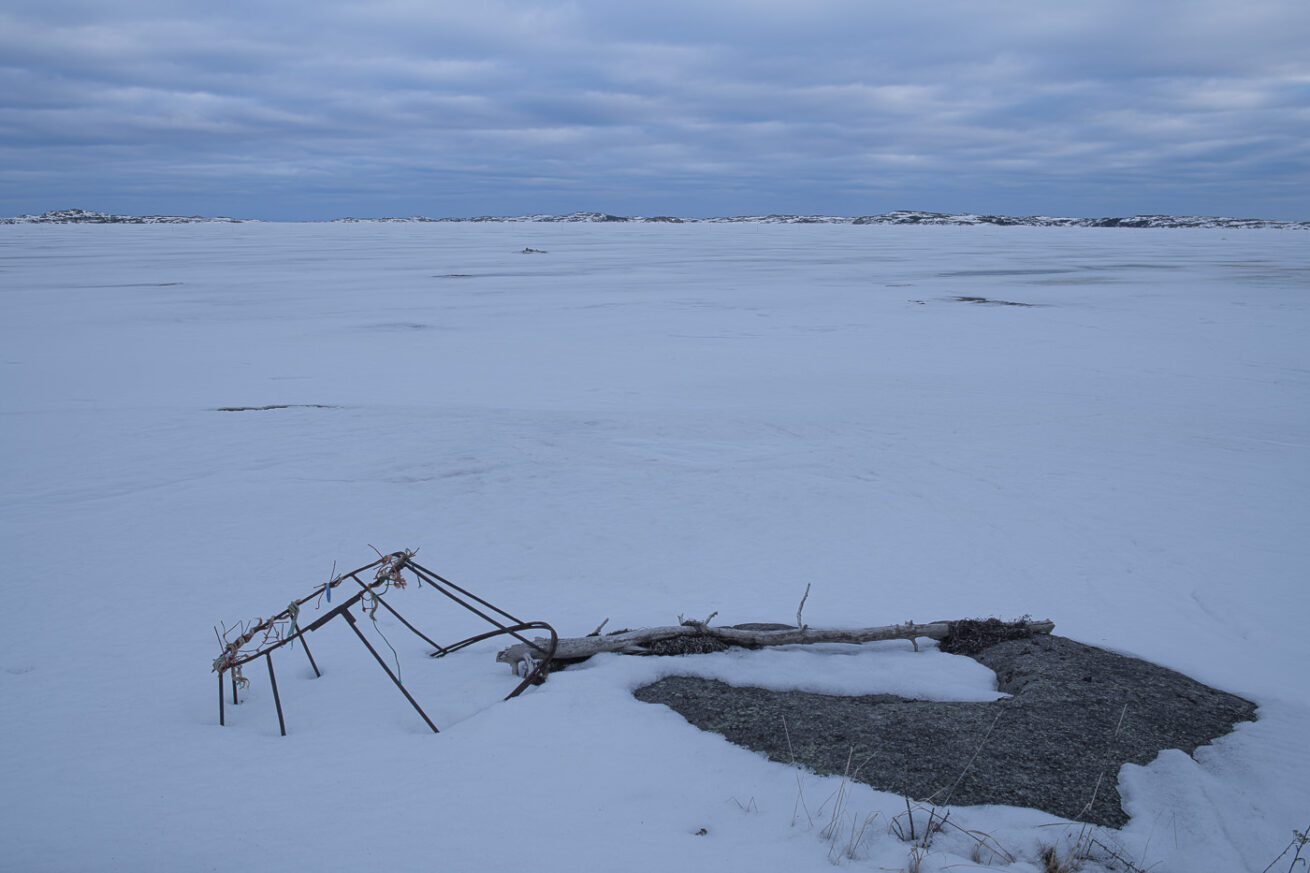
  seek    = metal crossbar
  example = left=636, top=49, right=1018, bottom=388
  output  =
left=212, top=551, right=557, bottom=735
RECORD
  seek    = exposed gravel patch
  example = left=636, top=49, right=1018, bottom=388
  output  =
left=634, top=635, right=1255, bottom=827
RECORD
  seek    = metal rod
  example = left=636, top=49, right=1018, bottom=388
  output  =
left=437, top=620, right=552, bottom=656
left=343, top=610, right=439, bottom=733
left=409, top=562, right=526, bottom=625
left=227, top=589, right=375, bottom=668
left=299, top=634, right=322, bottom=677
left=507, top=622, right=559, bottom=700
left=266, top=654, right=286, bottom=737
left=421, top=580, right=519, bottom=636
left=423, top=621, right=557, bottom=696
left=219, top=672, right=225, bottom=726
left=405, top=569, right=545, bottom=652
left=232, top=673, right=239, bottom=705
left=350, top=578, right=447, bottom=653
left=225, top=595, right=363, bottom=669
left=303, top=597, right=363, bottom=634
left=372, top=596, right=447, bottom=653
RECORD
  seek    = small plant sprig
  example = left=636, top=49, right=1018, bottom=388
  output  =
left=815, top=748, right=878, bottom=862
left=1037, top=822, right=1153, bottom=873
left=1263, top=825, right=1310, bottom=873
left=890, top=796, right=1014, bottom=865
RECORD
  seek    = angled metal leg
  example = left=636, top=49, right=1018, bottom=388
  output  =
left=351, top=578, right=446, bottom=654
left=343, top=610, right=439, bottom=733
left=299, top=634, right=322, bottom=677
left=266, top=654, right=287, bottom=736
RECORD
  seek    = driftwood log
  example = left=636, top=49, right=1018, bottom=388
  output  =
left=496, top=616, right=1054, bottom=676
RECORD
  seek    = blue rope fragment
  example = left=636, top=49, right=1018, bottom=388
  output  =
left=372, top=614, right=403, bottom=685
left=286, top=601, right=300, bottom=651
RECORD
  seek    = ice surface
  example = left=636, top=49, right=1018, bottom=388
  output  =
left=1, top=222, right=1307, bottom=871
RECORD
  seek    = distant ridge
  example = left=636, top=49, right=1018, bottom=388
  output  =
left=1, top=208, right=246, bottom=224
left=333, top=210, right=1309, bottom=229
left=5, top=208, right=1307, bottom=229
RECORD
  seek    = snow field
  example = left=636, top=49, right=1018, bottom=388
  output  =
left=1, top=222, right=1307, bottom=871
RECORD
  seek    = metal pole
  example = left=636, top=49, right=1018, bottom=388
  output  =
left=343, top=610, right=439, bottom=733
left=349, top=579, right=447, bottom=654
left=409, top=562, right=526, bottom=624
left=299, top=634, right=322, bottom=677
left=266, top=654, right=286, bottom=737
left=219, top=672, right=226, bottom=726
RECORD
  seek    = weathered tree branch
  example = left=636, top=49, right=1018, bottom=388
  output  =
left=495, top=617, right=1054, bottom=675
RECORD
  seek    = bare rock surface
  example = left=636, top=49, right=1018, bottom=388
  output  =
left=635, top=635, right=1255, bottom=828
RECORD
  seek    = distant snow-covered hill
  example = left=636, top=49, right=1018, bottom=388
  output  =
left=5, top=207, right=1306, bottom=228
left=0, top=208, right=248, bottom=224
left=336, top=209, right=1309, bottom=228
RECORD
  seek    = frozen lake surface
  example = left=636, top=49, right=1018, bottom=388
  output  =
left=2, top=223, right=1307, bottom=871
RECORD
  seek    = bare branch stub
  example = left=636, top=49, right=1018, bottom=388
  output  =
left=796, top=583, right=811, bottom=631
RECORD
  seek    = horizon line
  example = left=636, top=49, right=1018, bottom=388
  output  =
left=5, top=207, right=1309, bottom=227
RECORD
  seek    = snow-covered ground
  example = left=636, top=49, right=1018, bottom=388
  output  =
left=2, top=222, right=1306, bottom=872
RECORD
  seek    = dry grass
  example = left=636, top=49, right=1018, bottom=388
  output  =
left=1260, top=825, right=1308, bottom=873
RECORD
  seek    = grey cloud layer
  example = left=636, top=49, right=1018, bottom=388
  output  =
left=2, top=0, right=1307, bottom=218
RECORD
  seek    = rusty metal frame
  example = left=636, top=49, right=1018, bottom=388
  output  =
left=212, top=552, right=557, bottom=735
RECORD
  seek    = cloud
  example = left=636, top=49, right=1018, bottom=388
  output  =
left=1, top=0, right=1307, bottom=218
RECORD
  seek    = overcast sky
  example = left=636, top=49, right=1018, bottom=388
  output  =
left=2, top=0, right=1307, bottom=220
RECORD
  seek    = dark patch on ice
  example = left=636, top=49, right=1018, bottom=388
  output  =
left=215, top=404, right=338, bottom=412
left=635, top=634, right=1255, bottom=829
left=1100, top=263, right=1185, bottom=270
left=82, top=282, right=184, bottom=288
left=939, top=269, right=1077, bottom=278
left=520, top=247, right=548, bottom=254
left=436, top=272, right=544, bottom=278
left=1026, top=277, right=1117, bottom=286
left=381, top=467, right=494, bottom=484
left=369, top=322, right=436, bottom=331
left=668, top=332, right=762, bottom=340
left=953, top=296, right=1038, bottom=307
